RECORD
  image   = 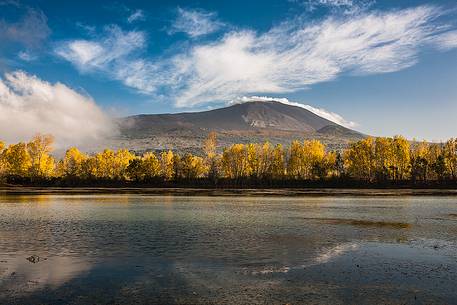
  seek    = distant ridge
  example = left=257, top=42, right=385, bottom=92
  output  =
left=113, top=100, right=365, bottom=153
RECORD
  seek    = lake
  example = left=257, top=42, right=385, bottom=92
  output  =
left=0, top=194, right=456, bottom=304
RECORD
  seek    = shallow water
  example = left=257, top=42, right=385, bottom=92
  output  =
left=0, top=194, right=456, bottom=304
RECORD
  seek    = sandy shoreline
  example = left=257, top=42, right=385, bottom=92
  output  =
left=1, top=186, right=457, bottom=196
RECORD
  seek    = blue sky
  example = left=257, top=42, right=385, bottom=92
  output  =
left=1, top=0, right=457, bottom=143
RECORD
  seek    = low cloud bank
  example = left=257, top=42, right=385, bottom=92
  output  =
left=231, top=96, right=358, bottom=129
left=0, top=71, right=116, bottom=149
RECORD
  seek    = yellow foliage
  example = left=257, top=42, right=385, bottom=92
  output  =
left=160, top=150, right=174, bottom=180
left=86, top=149, right=135, bottom=180
left=287, top=140, right=326, bottom=179
left=345, top=137, right=375, bottom=181
left=203, top=132, right=217, bottom=160
left=271, top=144, right=285, bottom=179
left=203, top=132, right=219, bottom=179
left=180, top=154, right=206, bottom=179
left=221, top=144, right=249, bottom=179
left=443, top=138, right=457, bottom=179
left=127, top=152, right=161, bottom=181
left=2, top=133, right=457, bottom=184
left=391, top=136, right=410, bottom=180
left=63, top=147, right=87, bottom=177
left=3, top=143, right=32, bottom=177
left=142, top=152, right=161, bottom=178
left=27, top=134, right=55, bottom=178
left=0, top=141, right=5, bottom=177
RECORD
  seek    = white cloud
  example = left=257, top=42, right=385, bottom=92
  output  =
left=54, top=26, right=160, bottom=94
left=55, top=5, right=457, bottom=108
left=300, top=0, right=374, bottom=14
left=127, top=9, right=145, bottom=23
left=431, top=30, right=457, bottom=50
left=75, top=22, right=96, bottom=35
left=0, top=71, right=116, bottom=148
left=17, top=50, right=37, bottom=61
left=0, top=7, right=50, bottom=49
left=55, top=25, right=145, bottom=72
left=231, top=96, right=358, bottom=128
left=169, top=7, right=224, bottom=38
left=168, top=5, right=457, bottom=107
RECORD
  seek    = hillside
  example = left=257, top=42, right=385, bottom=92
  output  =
left=110, top=101, right=365, bottom=154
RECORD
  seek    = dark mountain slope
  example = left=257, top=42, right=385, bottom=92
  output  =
left=112, top=101, right=364, bottom=153
left=121, top=101, right=339, bottom=134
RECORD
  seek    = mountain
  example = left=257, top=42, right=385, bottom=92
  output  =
left=110, top=101, right=365, bottom=154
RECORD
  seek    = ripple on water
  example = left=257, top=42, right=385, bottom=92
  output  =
left=0, top=194, right=457, bottom=304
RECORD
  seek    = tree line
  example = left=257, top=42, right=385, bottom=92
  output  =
left=0, top=132, right=456, bottom=187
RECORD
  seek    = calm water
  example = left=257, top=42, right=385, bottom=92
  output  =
left=0, top=194, right=456, bottom=304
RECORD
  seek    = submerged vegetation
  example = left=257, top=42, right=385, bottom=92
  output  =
left=1, top=132, right=457, bottom=187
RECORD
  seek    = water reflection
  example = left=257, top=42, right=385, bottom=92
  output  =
left=1, top=255, right=92, bottom=294
left=0, top=194, right=456, bottom=304
left=313, top=242, right=359, bottom=265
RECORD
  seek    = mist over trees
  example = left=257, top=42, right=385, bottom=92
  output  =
left=1, top=133, right=457, bottom=187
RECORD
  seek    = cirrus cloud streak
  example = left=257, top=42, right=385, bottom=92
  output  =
left=55, top=5, right=457, bottom=108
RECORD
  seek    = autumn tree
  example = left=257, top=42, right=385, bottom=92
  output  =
left=27, top=134, right=55, bottom=178
left=426, top=144, right=443, bottom=181
left=410, top=141, right=430, bottom=183
left=3, top=132, right=457, bottom=186
left=374, top=137, right=393, bottom=181
left=160, top=150, right=175, bottom=181
left=142, top=152, right=161, bottom=180
left=221, top=144, right=249, bottom=179
left=62, top=147, right=87, bottom=178
left=2, top=143, right=32, bottom=177
left=391, top=136, right=410, bottom=181
left=443, top=138, right=457, bottom=180
left=287, top=140, right=326, bottom=180
left=126, top=152, right=161, bottom=182
left=0, top=141, right=5, bottom=178
left=334, top=151, right=345, bottom=177
left=247, top=142, right=277, bottom=179
left=179, top=154, right=206, bottom=179
left=114, top=149, right=135, bottom=180
left=433, top=154, right=446, bottom=181
left=270, top=144, right=285, bottom=179
left=246, top=143, right=259, bottom=178
left=303, top=140, right=326, bottom=180
left=287, top=140, right=304, bottom=179
left=88, top=149, right=135, bottom=180
left=203, top=132, right=219, bottom=180
left=94, top=149, right=116, bottom=179
left=344, top=137, right=375, bottom=181
left=80, top=156, right=98, bottom=179
left=315, top=151, right=337, bottom=179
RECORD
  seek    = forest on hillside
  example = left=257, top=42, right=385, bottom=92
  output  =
left=1, top=132, right=457, bottom=187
